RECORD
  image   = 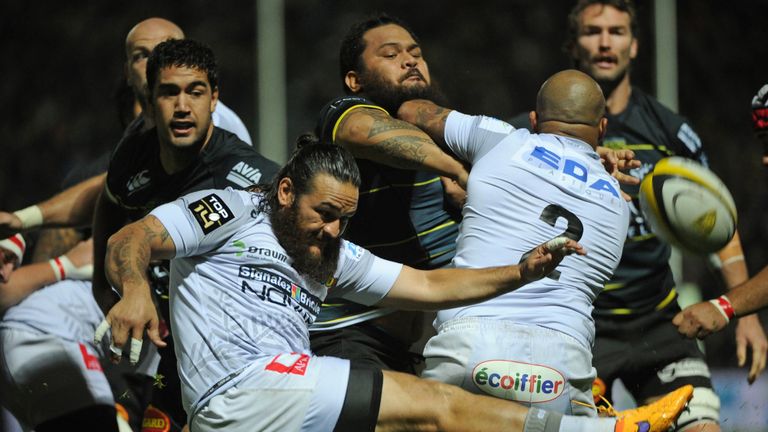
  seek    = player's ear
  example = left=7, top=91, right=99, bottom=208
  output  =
left=345, top=71, right=362, bottom=94
left=277, top=177, right=295, bottom=207
left=529, top=111, right=539, bottom=132
left=630, top=37, right=638, bottom=60
left=210, top=86, right=219, bottom=113
left=598, top=117, right=608, bottom=139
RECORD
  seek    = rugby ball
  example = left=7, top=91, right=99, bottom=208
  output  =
left=638, top=157, right=737, bottom=254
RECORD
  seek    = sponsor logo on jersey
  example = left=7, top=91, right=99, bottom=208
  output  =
left=141, top=405, right=171, bottom=432
left=265, top=353, right=310, bottom=376
left=677, top=123, right=702, bottom=155
left=231, top=240, right=288, bottom=262
left=239, top=266, right=322, bottom=322
left=478, top=116, right=515, bottom=134
left=78, top=343, right=102, bottom=371
left=656, top=358, right=710, bottom=383
left=344, top=242, right=364, bottom=261
left=472, top=360, right=565, bottom=403
left=226, top=161, right=263, bottom=188
left=188, top=194, right=234, bottom=234
left=527, top=145, right=619, bottom=198
left=126, top=169, right=151, bottom=195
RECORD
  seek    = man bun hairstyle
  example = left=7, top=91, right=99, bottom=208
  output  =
left=260, top=142, right=360, bottom=213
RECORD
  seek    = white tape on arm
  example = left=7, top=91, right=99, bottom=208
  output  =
left=48, top=255, right=93, bottom=281
left=13, top=205, right=43, bottom=229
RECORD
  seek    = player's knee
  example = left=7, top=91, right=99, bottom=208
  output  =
left=415, top=377, right=468, bottom=428
left=676, top=387, right=720, bottom=430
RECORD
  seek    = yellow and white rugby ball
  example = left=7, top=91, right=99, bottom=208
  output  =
left=639, top=157, right=737, bottom=254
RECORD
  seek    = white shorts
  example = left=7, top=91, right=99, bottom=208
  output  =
left=0, top=328, right=114, bottom=428
left=191, top=354, right=351, bottom=432
left=422, top=317, right=597, bottom=416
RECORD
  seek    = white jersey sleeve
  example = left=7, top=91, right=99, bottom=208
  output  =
left=150, top=187, right=252, bottom=258
left=212, top=101, right=253, bottom=145
left=330, top=241, right=403, bottom=306
left=443, top=111, right=519, bottom=164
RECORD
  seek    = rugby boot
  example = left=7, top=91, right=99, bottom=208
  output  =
left=613, top=384, right=694, bottom=432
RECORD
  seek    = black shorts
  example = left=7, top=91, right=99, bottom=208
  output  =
left=310, top=322, right=422, bottom=373
left=593, top=304, right=713, bottom=403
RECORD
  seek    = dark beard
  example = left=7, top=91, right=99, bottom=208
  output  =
left=359, top=69, right=447, bottom=115
left=270, top=205, right=340, bottom=284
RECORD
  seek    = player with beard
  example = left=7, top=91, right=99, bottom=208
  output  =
left=98, top=142, right=694, bottom=432
left=310, top=13, right=470, bottom=374
left=89, top=38, right=279, bottom=430
left=506, top=1, right=766, bottom=430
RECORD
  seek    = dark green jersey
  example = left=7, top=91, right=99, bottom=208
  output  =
left=311, top=96, right=460, bottom=330
left=510, top=87, right=708, bottom=317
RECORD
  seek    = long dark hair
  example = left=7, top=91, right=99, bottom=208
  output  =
left=258, top=135, right=361, bottom=214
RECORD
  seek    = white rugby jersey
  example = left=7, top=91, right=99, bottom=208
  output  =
left=436, top=112, right=629, bottom=348
left=150, top=188, right=402, bottom=415
left=2, top=280, right=104, bottom=343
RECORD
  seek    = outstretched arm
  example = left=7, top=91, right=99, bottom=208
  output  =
left=0, top=238, right=93, bottom=312
left=98, top=215, right=176, bottom=363
left=335, top=106, right=468, bottom=188
left=674, top=232, right=767, bottom=383
left=378, top=237, right=584, bottom=310
left=0, top=173, right=106, bottom=237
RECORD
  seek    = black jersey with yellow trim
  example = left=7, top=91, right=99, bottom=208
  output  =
left=105, top=126, right=279, bottom=221
left=509, top=87, right=709, bottom=317
left=312, top=95, right=460, bottom=329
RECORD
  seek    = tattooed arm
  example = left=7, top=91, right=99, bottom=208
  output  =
left=335, top=106, right=468, bottom=187
left=102, top=215, right=175, bottom=352
left=396, top=99, right=453, bottom=148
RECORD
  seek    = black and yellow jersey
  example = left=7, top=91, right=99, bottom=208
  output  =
left=311, top=96, right=460, bottom=330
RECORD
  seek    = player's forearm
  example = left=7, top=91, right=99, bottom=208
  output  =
left=104, top=223, right=153, bottom=297
left=385, top=265, right=524, bottom=311
left=32, top=173, right=106, bottom=228
left=104, top=215, right=175, bottom=297
left=397, top=99, right=453, bottom=147
left=717, top=231, right=749, bottom=288
left=336, top=109, right=467, bottom=183
left=724, top=265, right=768, bottom=318
left=0, top=262, right=58, bottom=312
left=30, top=228, right=83, bottom=263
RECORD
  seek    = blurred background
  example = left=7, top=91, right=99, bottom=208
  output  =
left=1, top=1, right=766, bottom=429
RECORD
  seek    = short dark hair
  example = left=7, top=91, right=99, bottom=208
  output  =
left=338, top=13, right=420, bottom=93
left=564, top=0, right=638, bottom=55
left=259, top=139, right=361, bottom=213
left=146, top=39, right=218, bottom=98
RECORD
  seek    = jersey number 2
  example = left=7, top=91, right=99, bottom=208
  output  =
left=518, top=204, right=584, bottom=280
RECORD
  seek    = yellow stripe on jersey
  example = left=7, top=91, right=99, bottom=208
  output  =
left=603, top=282, right=624, bottom=292
left=331, top=104, right=390, bottom=143
left=654, top=288, right=677, bottom=311
left=629, top=233, right=657, bottom=242
left=360, top=176, right=442, bottom=195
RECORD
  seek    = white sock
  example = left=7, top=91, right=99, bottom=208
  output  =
left=558, top=415, right=617, bottom=432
